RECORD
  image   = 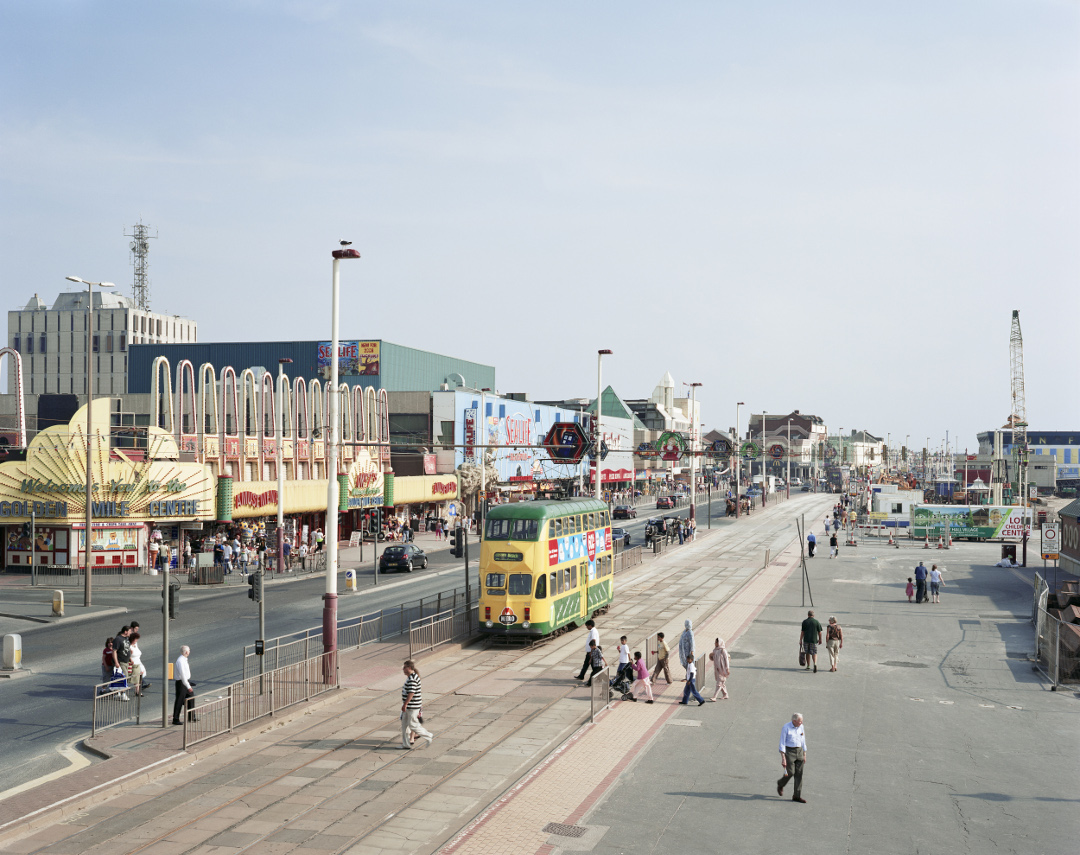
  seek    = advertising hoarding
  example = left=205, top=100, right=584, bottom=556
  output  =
left=318, top=340, right=380, bottom=378
left=911, top=505, right=1032, bottom=540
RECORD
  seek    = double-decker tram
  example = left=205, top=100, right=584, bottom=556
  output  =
left=479, top=498, right=614, bottom=639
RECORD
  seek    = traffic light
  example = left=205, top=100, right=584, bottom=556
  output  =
left=22, top=522, right=31, bottom=537
left=449, top=526, right=463, bottom=558
left=163, top=581, right=179, bottom=619
left=248, top=571, right=263, bottom=603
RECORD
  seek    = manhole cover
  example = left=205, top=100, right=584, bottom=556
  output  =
left=543, top=823, right=587, bottom=838
left=882, top=661, right=929, bottom=668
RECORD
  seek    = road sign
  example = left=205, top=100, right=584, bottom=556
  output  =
left=1041, top=523, right=1059, bottom=560
left=448, top=505, right=457, bottom=517
left=543, top=422, right=590, bottom=465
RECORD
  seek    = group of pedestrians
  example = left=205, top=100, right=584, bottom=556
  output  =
left=798, top=610, right=844, bottom=673
left=99, top=622, right=149, bottom=700
left=909, top=561, right=945, bottom=603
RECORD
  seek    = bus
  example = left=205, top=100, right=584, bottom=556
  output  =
left=479, top=498, right=615, bottom=639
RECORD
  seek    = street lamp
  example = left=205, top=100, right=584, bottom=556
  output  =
left=786, top=419, right=792, bottom=498
left=324, top=244, right=360, bottom=659
left=596, top=350, right=611, bottom=503
left=735, top=402, right=744, bottom=517
left=687, top=383, right=701, bottom=522
left=480, top=387, right=491, bottom=534
left=65, top=275, right=115, bottom=608
left=276, top=358, right=293, bottom=576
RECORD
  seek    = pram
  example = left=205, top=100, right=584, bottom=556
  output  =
left=610, top=664, right=634, bottom=701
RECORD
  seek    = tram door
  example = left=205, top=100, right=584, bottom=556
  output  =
left=580, top=560, right=590, bottom=621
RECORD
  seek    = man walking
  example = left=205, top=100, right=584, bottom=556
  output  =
left=829, top=530, right=839, bottom=559
left=806, top=531, right=816, bottom=557
left=576, top=620, right=600, bottom=682
left=111, top=625, right=132, bottom=700
left=584, top=639, right=606, bottom=686
left=777, top=713, right=808, bottom=802
left=400, top=660, right=433, bottom=749
left=800, top=610, right=823, bottom=673
left=651, top=631, right=672, bottom=684
left=914, top=561, right=928, bottom=604
left=172, top=645, right=195, bottom=725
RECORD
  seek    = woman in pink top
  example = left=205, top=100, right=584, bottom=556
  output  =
left=629, top=651, right=654, bottom=703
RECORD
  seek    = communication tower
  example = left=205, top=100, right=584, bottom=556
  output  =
left=124, top=220, right=157, bottom=311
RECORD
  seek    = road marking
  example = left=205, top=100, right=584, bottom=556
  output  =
left=0, top=739, right=92, bottom=802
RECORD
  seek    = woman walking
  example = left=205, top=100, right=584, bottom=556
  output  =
left=930, top=565, right=944, bottom=603
left=826, top=617, right=843, bottom=672
left=709, top=637, right=730, bottom=700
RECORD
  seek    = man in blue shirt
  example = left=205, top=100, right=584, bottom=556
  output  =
left=807, top=532, right=817, bottom=557
left=914, top=562, right=928, bottom=603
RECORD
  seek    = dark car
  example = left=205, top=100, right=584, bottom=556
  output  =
left=379, top=544, right=428, bottom=573
left=801, top=484, right=812, bottom=492
left=612, top=505, right=637, bottom=519
left=655, top=496, right=675, bottom=510
left=611, top=527, right=632, bottom=547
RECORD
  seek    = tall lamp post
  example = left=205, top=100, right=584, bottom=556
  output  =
left=595, top=350, right=612, bottom=503
left=66, top=276, right=114, bottom=607
left=276, top=358, right=293, bottom=575
left=479, top=387, right=490, bottom=536
left=735, top=402, right=744, bottom=518
left=687, top=383, right=701, bottom=522
left=786, top=419, right=792, bottom=498
left=324, top=245, right=359, bottom=659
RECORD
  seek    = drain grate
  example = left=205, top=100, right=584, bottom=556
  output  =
left=882, top=661, right=929, bottom=668
left=543, top=823, right=587, bottom=838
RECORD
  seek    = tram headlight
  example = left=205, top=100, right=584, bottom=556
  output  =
left=485, top=620, right=493, bottom=628
left=522, top=621, right=530, bottom=629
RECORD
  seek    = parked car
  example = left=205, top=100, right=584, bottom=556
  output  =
left=611, top=527, right=632, bottom=547
left=612, top=505, right=637, bottom=520
left=801, top=484, right=812, bottom=492
left=655, top=496, right=675, bottom=510
left=379, top=544, right=428, bottom=573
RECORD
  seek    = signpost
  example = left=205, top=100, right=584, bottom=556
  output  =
left=1041, top=523, right=1059, bottom=562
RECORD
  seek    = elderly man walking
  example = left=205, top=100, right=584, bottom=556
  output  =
left=777, top=712, right=808, bottom=803
left=172, top=645, right=196, bottom=725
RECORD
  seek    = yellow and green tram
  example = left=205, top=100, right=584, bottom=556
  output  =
left=479, top=498, right=615, bottom=639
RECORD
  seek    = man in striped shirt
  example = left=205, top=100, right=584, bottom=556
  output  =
left=401, top=660, right=434, bottom=749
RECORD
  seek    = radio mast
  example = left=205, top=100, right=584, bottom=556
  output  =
left=124, top=220, right=157, bottom=311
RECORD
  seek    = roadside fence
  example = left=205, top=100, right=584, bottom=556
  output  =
left=615, top=546, right=643, bottom=574
left=589, top=665, right=611, bottom=722
left=1032, top=573, right=1080, bottom=688
left=184, top=652, right=338, bottom=749
left=408, top=607, right=478, bottom=658
left=243, top=584, right=476, bottom=679
left=91, top=681, right=141, bottom=737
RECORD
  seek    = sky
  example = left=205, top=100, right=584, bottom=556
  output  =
left=2, top=1, right=1077, bottom=451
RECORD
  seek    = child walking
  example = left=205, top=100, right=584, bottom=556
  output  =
left=905, top=577, right=915, bottom=603
left=629, top=651, right=654, bottom=703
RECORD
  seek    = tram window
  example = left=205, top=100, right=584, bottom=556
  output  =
left=554, top=518, right=563, bottom=537
left=570, top=565, right=577, bottom=588
left=550, top=572, right=558, bottom=594
left=562, top=568, right=571, bottom=591
left=588, top=513, right=595, bottom=529
left=485, top=573, right=506, bottom=588
left=548, top=520, right=557, bottom=538
left=574, top=515, right=582, bottom=533
left=535, top=574, right=547, bottom=599
left=486, top=519, right=511, bottom=540
left=510, top=519, right=539, bottom=541
left=508, top=574, right=532, bottom=595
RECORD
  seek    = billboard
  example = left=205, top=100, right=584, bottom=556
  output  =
left=318, top=340, right=380, bottom=378
left=912, top=505, right=1032, bottom=540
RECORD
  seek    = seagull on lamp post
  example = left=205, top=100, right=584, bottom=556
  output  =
left=339, top=240, right=352, bottom=246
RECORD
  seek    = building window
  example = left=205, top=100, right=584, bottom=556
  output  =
left=30, top=377, right=33, bottom=393
left=40, top=334, right=47, bottom=353
left=12, top=335, right=19, bottom=353
left=70, top=355, right=74, bottom=373
left=106, top=333, right=113, bottom=353
left=119, top=333, right=126, bottom=352
left=92, top=335, right=99, bottom=353
left=156, top=319, right=161, bottom=336
left=70, top=314, right=74, bottom=331
left=26, top=335, right=33, bottom=354
left=110, top=313, right=115, bottom=330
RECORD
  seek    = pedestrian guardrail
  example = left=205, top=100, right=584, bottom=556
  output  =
left=184, top=652, right=339, bottom=749
left=242, top=584, right=475, bottom=679
left=615, top=546, right=643, bottom=574
left=91, top=681, right=141, bottom=737
left=1032, top=573, right=1080, bottom=688
left=408, top=607, right=477, bottom=658
left=589, top=665, right=611, bottom=722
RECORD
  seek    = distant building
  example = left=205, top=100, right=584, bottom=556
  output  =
left=976, top=430, right=1080, bottom=490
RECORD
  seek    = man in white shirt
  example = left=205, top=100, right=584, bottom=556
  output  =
left=575, top=620, right=600, bottom=682
left=777, top=713, right=808, bottom=802
left=172, top=646, right=196, bottom=725
left=222, top=541, right=233, bottom=575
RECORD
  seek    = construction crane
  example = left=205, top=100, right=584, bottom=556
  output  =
left=1009, top=310, right=1028, bottom=507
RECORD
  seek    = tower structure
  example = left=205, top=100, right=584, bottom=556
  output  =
left=124, top=220, right=157, bottom=311
left=1009, top=310, right=1028, bottom=506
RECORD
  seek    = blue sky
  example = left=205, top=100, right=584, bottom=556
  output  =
left=2, top=1, right=1077, bottom=447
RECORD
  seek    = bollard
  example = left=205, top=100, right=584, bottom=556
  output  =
left=52, top=589, right=64, bottom=617
left=3, top=634, right=22, bottom=671
left=345, top=569, right=356, bottom=592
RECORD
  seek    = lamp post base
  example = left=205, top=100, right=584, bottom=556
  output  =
left=322, top=593, right=338, bottom=654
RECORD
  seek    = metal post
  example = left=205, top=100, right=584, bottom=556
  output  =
left=688, top=383, right=700, bottom=522
left=84, top=287, right=94, bottom=606
left=277, top=359, right=291, bottom=576
left=30, top=509, right=35, bottom=586
left=735, top=402, right=743, bottom=518
left=596, top=350, right=611, bottom=502
left=258, top=570, right=266, bottom=678
left=162, top=559, right=169, bottom=727
left=786, top=419, right=791, bottom=499
left=373, top=507, right=380, bottom=585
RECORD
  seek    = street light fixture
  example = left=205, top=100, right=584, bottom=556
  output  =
left=687, top=383, right=702, bottom=523
left=65, top=275, right=115, bottom=608
left=323, top=245, right=360, bottom=660
left=596, top=350, right=612, bottom=504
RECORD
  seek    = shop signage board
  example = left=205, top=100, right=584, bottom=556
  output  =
left=317, top=340, right=380, bottom=378
left=464, top=408, right=478, bottom=462
left=911, top=505, right=1033, bottom=540
left=346, top=450, right=384, bottom=510
left=1041, top=524, right=1059, bottom=561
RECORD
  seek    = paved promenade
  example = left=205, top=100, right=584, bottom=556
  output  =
left=25, top=494, right=1064, bottom=855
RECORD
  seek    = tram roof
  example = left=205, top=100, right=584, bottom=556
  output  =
left=486, top=498, right=609, bottom=520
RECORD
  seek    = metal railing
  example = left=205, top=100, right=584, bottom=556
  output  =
left=185, top=652, right=339, bottom=749
left=243, top=584, right=475, bottom=679
left=615, top=546, right=643, bottom=573
left=589, top=665, right=611, bottom=722
left=1031, top=573, right=1080, bottom=688
left=408, top=607, right=478, bottom=658
left=91, top=681, right=141, bottom=737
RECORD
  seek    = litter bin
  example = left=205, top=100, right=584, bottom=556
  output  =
left=1001, top=543, right=1017, bottom=563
